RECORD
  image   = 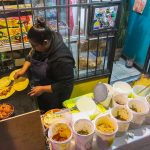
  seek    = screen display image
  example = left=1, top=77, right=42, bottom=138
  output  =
left=92, top=6, right=118, bottom=31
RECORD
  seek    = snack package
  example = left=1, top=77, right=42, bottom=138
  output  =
left=79, top=51, right=102, bottom=70
left=79, top=39, right=106, bottom=52
left=0, top=16, right=32, bottom=45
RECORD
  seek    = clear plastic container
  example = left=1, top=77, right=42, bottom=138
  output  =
left=132, top=85, right=150, bottom=98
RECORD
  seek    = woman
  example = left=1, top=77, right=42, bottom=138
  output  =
left=14, top=17, right=75, bottom=111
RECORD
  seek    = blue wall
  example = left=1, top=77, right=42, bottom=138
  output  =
left=123, top=0, right=150, bottom=67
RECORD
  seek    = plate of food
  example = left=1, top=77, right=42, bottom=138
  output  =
left=0, top=86, right=15, bottom=100
left=41, top=109, right=65, bottom=128
left=0, top=103, right=14, bottom=120
left=0, top=69, right=29, bottom=100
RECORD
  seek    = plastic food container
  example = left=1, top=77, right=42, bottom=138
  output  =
left=145, top=94, right=150, bottom=123
left=73, top=119, right=95, bottom=150
left=95, top=114, right=118, bottom=148
left=113, top=81, right=132, bottom=97
left=132, top=85, right=150, bottom=98
left=146, top=94, right=150, bottom=104
left=128, top=98, right=149, bottom=125
left=48, top=122, right=72, bottom=150
left=110, top=105, right=133, bottom=132
left=112, top=94, right=128, bottom=107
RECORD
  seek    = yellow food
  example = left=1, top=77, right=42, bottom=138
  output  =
left=96, top=116, right=115, bottom=134
left=43, top=114, right=64, bottom=127
left=0, top=76, right=11, bottom=89
left=9, top=69, right=20, bottom=80
left=130, top=104, right=142, bottom=113
left=0, top=86, right=15, bottom=99
left=12, top=77, right=29, bottom=91
left=147, top=95, right=150, bottom=103
left=115, top=108, right=129, bottom=121
left=42, top=109, right=65, bottom=128
left=52, top=123, right=71, bottom=142
left=114, top=95, right=127, bottom=105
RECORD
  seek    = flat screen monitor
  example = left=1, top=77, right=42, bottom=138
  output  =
left=90, top=4, right=120, bottom=34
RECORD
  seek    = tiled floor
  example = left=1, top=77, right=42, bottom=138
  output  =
left=110, top=58, right=141, bottom=84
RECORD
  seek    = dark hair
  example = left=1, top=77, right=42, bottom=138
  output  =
left=27, top=17, right=52, bottom=44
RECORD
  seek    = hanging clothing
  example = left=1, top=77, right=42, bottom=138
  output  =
left=123, top=0, right=150, bottom=66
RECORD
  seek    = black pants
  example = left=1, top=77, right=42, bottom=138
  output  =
left=37, top=86, right=73, bottom=112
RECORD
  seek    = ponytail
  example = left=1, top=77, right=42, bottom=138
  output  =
left=27, top=17, right=52, bottom=44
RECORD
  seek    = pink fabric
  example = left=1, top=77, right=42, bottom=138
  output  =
left=133, top=0, right=147, bottom=14
left=67, top=0, right=74, bottom=33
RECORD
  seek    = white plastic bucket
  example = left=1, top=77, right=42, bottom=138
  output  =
left=110, top=105, right=133, bottom=132
left=73, top=119, right=95, bottom=150
left=112, top=94, right=128, bottom=107
left=94, top=114, right=118, bottom=147
left=113, top=81, right=132, bottom=97
left=48, top=122, right=72, bottom=150
left=128, top=98, right=149, bottom=125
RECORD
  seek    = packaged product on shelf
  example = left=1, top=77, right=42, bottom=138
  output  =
left=47, top=20, right=68, bottom=37
left=79, top=39, right=106, bottom=52
left=0, top=4, right=31, bottom=11
left=0, top=16, right=32, bottom=45
left=79, top=51, right=102, bottom=70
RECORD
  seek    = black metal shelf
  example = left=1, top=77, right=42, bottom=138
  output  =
left=0, top=1, right=122, bottom=82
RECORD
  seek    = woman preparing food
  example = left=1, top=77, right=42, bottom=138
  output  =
left=14, top=17, right=75, bottom=112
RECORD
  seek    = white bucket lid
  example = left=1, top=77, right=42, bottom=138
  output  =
left=94, top=83, right=108, bottom=103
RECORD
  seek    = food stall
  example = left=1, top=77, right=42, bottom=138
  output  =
left=0, top=71, right=150, bottom=150
left=39, top=76, right=150, bottom=150
left=0, top=1, right=150, bottom=150
left=0, top=70, right=46, bottom=150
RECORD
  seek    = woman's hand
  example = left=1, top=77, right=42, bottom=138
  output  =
left=14, top=61, right=31, bottom=79
left=14, top=69, right=25, bottom=79
left=28, top=86, right=44, bottom=96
